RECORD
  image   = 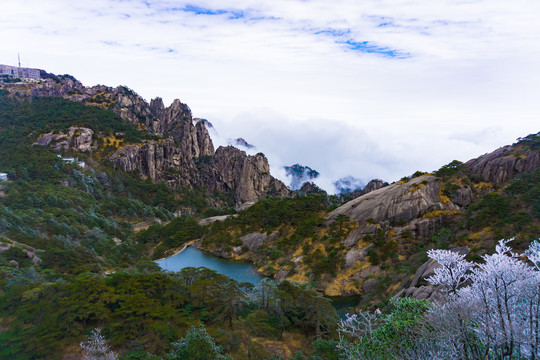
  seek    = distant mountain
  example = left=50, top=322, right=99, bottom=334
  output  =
left=334, top=176, right=365, bottom=193
left=231, top=137, right=255, bottom=149
left=283, top=163, right=320, bottom=190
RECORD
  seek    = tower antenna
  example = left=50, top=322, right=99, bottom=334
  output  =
left=18, top=53, right=21, bottom=68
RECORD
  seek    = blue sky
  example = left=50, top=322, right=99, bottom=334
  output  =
left=1, top=0, right=539, bottom=192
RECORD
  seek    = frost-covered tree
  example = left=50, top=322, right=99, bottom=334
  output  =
left=338, top=238, right=540, bottom=360
left=80, top=328, right=118, bottom=360
left=425, top=238, right=540, bottom=359
left=426, top=248, right=473, bottom=293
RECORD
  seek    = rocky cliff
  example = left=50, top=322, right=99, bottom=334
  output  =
left=465, top=143, right=540, bottom=185
left=3, top=74, right=290, bottom=205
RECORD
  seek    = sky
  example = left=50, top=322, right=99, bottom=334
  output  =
left=1, top=0, right=539, bottom=193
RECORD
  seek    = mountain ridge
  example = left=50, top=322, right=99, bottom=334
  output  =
left=1, top=74, right=291, bottom=206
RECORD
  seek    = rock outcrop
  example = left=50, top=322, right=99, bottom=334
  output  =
left=327, top=175, right=463, bottom=249
left=465, top=144, right=539, bottom=185
left=327, top=175, right=458, bottom=226
left=395, top=246, right=469, bottom=301
left=34, top=127, right=96, bottom=152
left=299, top=182, right=327, bottom=195
left=206, top=147, right=290, bottom=204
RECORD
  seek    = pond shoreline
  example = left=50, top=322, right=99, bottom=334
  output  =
left=155, top=246, right=361, bottom=316
left=154, top=240, right=200, bottom=262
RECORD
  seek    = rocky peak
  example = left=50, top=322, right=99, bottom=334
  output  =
left=284, top=164, right=320, bottom=190
left=299, top=182, right=327, bottom=195
left=207, top=146, right=290, bottom=204
left=149, top=97, right=165, bottom=115
left=347, top=179, right=388, bottom=200
left=465, top=142, right=539, bottom=185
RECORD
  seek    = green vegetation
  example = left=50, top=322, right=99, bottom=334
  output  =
left=465, top=167, right=540, bottom=244
left=434, top=160, right=463, bottom=178
left=0, top=267, right=338, bottom=359
left=0, top=92, right=342, bottom=359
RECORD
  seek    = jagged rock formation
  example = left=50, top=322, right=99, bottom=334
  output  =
left=299, top=181, right=327, bottom=195
left=232, top=138, right=255, bottom=149
left=3, top=75, right=290, bottom=205
left=205, top=146, right=290, bottom=204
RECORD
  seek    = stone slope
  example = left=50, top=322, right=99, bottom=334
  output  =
left=327, top=175, right=459, bottom=226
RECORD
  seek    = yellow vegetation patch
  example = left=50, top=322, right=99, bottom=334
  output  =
left=311, top=242, right=327, bottom=256
left=422, top=210, right=461, bottom=219
left=288, top=271, right=310, bottom=284
left=103, top=136, right=124, bottom=148
left=386, top=282, right=401, bottom=294
left=324, top=261, right=370, bottom=296
left=292, top=246, right=303, bottom=259
left=469, top=227, right=492, bottom=241
left=438, top=187, right=451, bottom=204
left=474, top=182, right=494, bottom=191
left=254, top=331, right=307, bottom=359
left=406, top=182, right=426, bottom=194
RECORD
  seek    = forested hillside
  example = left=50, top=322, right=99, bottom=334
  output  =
left=0, top=77, right=539, bottom=359
left=0, top=89, right=341, bottom=359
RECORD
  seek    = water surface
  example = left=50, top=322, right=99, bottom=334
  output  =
left=156, top=246, right=265, bottom=285
left=157, top=246, right=361, bottom=317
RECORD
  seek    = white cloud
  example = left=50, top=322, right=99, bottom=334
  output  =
left=1, top=0, right=539, bottom=192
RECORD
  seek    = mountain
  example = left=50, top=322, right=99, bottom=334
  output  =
left=231, top=137, right=255, bottom=149
left=283, top=163, right=320, bottom=190
left=1, top=73, right=290, bottom=207
left=333, top=176, right=365, bottom=193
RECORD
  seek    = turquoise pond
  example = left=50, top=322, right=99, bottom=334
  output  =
left=156, top=246, right=359, bottom=316
left=156, top=246, right=265, bottom=285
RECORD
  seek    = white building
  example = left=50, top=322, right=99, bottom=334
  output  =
left=0, top=64, right=41, bottom=81
left=0, top=173, right=8, bottom=181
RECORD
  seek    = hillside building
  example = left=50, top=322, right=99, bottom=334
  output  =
left=0, top=64, right=41, bottom=81
left=0, top=173, right=8, bottom=181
